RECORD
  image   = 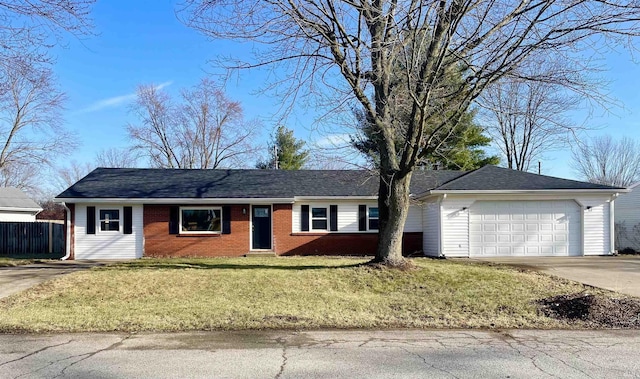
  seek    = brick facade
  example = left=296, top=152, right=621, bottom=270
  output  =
left=142, top=203, right=422, bottom=257
left=273, top=204, right=421, bottom=256
left=144, top=204, right=251, bottom=257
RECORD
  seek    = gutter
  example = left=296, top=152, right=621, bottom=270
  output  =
left=53, top=197, right=295, bottom=204
left=61, top=202, right=71, bottom=260
left=415, top=188, right=629, bottom=201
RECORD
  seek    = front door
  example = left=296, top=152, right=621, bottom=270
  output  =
left=252, top=205, right=272, bottom=250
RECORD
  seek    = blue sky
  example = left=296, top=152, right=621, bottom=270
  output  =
left=51, top=0, right=640, bottom=180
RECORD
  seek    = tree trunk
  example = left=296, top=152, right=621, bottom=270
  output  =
left=374, top=170, right=413, bottom=266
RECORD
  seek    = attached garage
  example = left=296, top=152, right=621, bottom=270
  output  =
left=469, top=200, right=581, bottom=257
left=419, top=165, right=623, bottom=258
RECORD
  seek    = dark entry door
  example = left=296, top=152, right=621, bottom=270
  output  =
left=252, top=205, right=272, bottom=250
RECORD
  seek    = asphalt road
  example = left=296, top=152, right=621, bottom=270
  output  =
left=1, top=330, right=639, bottom=378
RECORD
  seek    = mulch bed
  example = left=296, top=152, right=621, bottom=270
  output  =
left=538, top=293, right=640, bottom=328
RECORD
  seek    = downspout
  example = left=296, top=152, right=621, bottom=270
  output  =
left=438, top=194, right=446, bottom=257
left=610, top=194, right=617, bottom=255
left=61, top=202, right=71, bottom=260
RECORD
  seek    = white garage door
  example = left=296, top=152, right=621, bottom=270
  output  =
left=469, top=200, right=581, bottom=257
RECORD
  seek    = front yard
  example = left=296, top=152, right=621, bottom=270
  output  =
left=0, top=257, right=632, bottom=332
left=0, top=258, right=48, bottom=267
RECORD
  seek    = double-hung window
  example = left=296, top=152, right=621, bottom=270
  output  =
left=180, top=207, right=222, bottom=234
left=99, top=209, right=120, bottom=232
left=368, top=207, right=379, bottom=230
left=311, top=207, right=328, bottom=230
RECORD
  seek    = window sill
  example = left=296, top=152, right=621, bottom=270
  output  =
left=177, top=233, right=222, bottom=237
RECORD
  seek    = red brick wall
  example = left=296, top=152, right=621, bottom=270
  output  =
left=144, top=204, right=250, bottom=257
left=273, top=204, right=422, bottom=256
left=142, top=203, right=423, bottom=257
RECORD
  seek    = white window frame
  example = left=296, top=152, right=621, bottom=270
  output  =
left=98, top=208, right=121, bottom=234
left=368, top=206, right=379, bottom=231
left=311, top=206, right=328, bottom=231
left=179, top=206, right=222, bottom=234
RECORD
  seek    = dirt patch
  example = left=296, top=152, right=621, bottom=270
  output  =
left=538, top=293, right=640, bottom=328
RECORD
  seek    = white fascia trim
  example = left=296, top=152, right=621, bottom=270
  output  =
left=294, top=196, right=378, bottom=201
left=53, top=197, right=295, bottom=204
left=417, top=189, right=629, bottom=199
left=0, top=206, right=43, bottom=212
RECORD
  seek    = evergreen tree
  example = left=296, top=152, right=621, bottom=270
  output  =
left=256, top=126, right=309, bottom=170
left=353, top=64, right=499, bottom=170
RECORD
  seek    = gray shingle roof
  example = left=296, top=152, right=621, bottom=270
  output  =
left=432, top=165, right=623, bottom=191
left=0, top=187, right=42, bottom=210
left=55, top=166, right=622, bottom=200
left=56, top=168, right=466, bottom=199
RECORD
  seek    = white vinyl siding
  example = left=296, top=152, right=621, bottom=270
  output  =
left=582, top=200, right=611, bottom=255
left=437, top=194, right=615, bottom=257
left=440, top=198, right=474, bottom=257
left=404, top=204, right=423, bottom=233
left=75, top=203, right=143, bottom=259
left=615, top=185, right=640, bottom=250
left=292, top=201, right=422, bottom=233
left=469, top=200, right=581, bottom=257
left=0, top=211, right=37, bottom=222
left=423, top=201, right=440, bottom=256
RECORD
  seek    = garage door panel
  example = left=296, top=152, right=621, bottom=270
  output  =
left=469, top=200, right=581, bottom=257
left=540, top=223, right=553, bottom=231
left=526, top=224, right=539, bottom=232
left=497, top=224, right=510, bottom=232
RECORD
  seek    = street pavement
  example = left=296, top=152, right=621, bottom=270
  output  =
left=0, top=329, right=639, bottom=378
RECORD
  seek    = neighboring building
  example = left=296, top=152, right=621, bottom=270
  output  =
left=0, top=187, right=42, bottom=222
left=614, top=182, right=640, bottom=251
left=55, top=165, right=624, bottom=260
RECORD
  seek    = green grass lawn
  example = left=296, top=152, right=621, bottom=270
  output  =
left=0, top=257, right=618, bottom=332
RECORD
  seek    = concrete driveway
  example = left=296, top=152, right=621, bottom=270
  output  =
left=473, top=255, right=640, bottom=297
left=0, top=261, right=110, bottom=299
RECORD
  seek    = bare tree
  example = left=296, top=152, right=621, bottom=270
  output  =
left=55, top=148, right=138, bottom=193
left=181, top=0, right=640, bottom=266
left=0, top=161, right=39, bottom=193
left=0, top=1, right=94, bottom=70
left=95, top=147, right=139, bottom=168
left=56, top=160, right=94, bottom=190
left=128, top=78, right=258, bottom=169
left=0, top=62, right=71, bottom=191
left=479, top=57, right=588, bottom=171
left=571, top=135, right=640, bottom=187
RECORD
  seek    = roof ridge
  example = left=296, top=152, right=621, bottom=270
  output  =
left=487, top=165, right=626, bottom=189
left=432, top=165, right=488, bottom=190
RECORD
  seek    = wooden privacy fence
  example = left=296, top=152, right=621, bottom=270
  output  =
left=0, top=221, right=65, bottom=259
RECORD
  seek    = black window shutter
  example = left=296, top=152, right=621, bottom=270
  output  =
left=123, top=206, right=133, bottom=234
left=169, top=206, right=179, bottom=234
left=86, top=206, right=96, bottom=234
left=330, top=205, right=338, bottom=231
left=358, top=205, right=367, bottom=231
left=301, top=205, right=309, bottom=231
left=222, top=206, right=231, bottom=234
